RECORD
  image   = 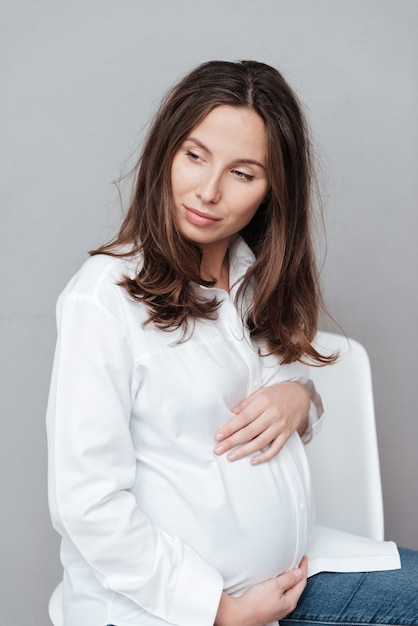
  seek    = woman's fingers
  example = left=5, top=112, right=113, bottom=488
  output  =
left=214, top=405, right=290, bottom=462
left=215, top=396, right=266, bottom=441
left=216, top=429, right=285, bottom=463
left=214, top=412, right=270, bottom=451
left=234, top=559, right=308, bottom=625
left=214, top=382, right=310, bottom=463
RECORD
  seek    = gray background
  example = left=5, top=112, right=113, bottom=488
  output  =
left=1, top=0, right=417, bottom=623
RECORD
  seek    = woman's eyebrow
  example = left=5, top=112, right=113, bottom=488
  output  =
left=235, top=158, right=266, bottom=170
left=186, top=137, right=209, bottom=152
left=186, top=136, right=266, bottom=170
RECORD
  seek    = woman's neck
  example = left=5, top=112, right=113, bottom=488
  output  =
left=200, top=245, right=230, bottom=292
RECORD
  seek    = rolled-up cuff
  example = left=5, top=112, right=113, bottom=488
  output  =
left=167, top=546, right=224, bottom=626
left=301, top=379, right=324, bottom=444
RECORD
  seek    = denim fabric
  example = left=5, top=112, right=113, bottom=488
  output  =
left=282, top=547, right=418, bottom=625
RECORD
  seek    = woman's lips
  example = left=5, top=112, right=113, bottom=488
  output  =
left=184, top=206, right=221, bottom=227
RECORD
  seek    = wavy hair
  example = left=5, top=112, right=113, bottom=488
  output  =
left=91, top=60, right=335, bottom=365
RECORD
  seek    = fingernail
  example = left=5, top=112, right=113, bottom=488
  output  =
left=214, top=444, right=224, bottom=454
left=250, top=457, right=260, bottom=466
left=294, top=568, right=303, bottom=580
left=215, top=432, right=224, bottom=441
left=227, top=453, right=238, bottom=462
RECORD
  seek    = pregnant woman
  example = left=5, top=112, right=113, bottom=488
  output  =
left=46, top=60, right=417, bottom=626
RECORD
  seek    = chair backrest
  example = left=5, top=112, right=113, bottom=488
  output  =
left=48, top=581, right=63, bottom=626
left=306, top=330, right=384, bottom=541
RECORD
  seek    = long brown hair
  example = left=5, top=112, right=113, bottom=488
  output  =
left=91, top=60, right=335, bottom=365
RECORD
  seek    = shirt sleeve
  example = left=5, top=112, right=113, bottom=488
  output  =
left=46, top=292, right=223, bottom=626
left=300, top=378, right=324, bottom=444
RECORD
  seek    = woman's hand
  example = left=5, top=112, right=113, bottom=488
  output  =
left=214, top=382, right=310, bottom=464
left=215, top=557, right=308, bottom=626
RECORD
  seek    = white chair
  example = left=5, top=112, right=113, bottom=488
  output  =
left=48, top=581, right=63, bottom=626
left=48, top=330, right=384, bottom=624
left=306, top=330, right=384, bottom=541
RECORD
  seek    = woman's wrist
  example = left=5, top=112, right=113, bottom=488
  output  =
left=215, top=592, right=241, bottom=626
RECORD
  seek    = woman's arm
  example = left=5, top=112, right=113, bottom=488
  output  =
left=47, top=290, right=223, bottom=626
left=214, top=379, right=323, bottom=464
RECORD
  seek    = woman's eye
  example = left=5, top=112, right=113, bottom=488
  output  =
left=185, top=150, right=201, bottom=161
left=233, top=169, right=254, bottom=181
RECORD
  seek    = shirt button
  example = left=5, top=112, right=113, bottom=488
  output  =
left=253, top=379, right=260, bottom=388
left=299, top=502, right=306, bottom=511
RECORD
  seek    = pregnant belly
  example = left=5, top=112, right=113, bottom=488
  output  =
left=136, top=435, right=314, bottom=596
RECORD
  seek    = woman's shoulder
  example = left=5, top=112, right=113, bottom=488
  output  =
left=58, top=253, right=141, bottom=308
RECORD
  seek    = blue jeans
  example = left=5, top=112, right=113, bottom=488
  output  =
left=282, top=547, right=418, bottom=625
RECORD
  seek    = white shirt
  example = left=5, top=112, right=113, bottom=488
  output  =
left=46, top=237, right=399, bottom=626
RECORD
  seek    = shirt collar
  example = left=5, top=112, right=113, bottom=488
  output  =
left=228, top=235, right=255, bottom=294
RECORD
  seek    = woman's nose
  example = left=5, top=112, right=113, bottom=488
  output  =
left=195, top=170, right=222, bottom=204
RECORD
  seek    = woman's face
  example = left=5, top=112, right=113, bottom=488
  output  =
left=171, top=105, right=269, bottom=257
